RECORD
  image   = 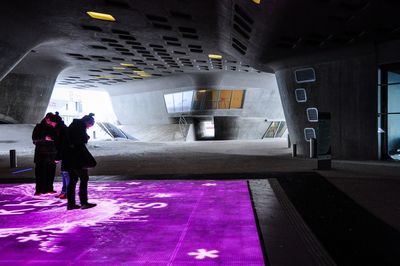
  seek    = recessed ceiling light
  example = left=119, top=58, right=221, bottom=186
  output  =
left=113, top=67, right=125, bottom=70
left=252, top=0, right=261, bottom=4
left=120, top=63, right=134, bottom=67
left=86, top=11, right=116, bottom=22
left=208, top=54, right=222, bottom=59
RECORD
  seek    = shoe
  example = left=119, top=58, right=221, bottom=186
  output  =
left=81, top=203, right=97, bottom=209
left=47, top=190, right=57, bottom=194
left=59, top=194, right=67, bottom=199
left=55, top=193, right=65, bottom=198
left=67, top=205, right=81, bottom=210
left=34, top=192, right=42, bottom=196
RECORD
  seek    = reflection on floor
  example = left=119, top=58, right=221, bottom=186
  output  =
left=0, top=180, right=264, bottom=265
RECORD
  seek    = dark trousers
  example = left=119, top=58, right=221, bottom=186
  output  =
left=35, top=162, right=56, bottom=193
left=67, top=169, right=89, bottom=207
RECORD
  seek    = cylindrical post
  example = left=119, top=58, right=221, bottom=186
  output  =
left=287, top=134, right=291, bottom=148
left=292, top=144, right=297, bottom=157
left=10, top=149, right=17, bottom=168
left=310, top=138, right=316, bottom=158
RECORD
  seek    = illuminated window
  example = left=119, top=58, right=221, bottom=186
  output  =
left=219, top=90, right=232, bottom=109
left=164, top=89, right=244, bottom=113
left=231, top=90, right=245, bottom=109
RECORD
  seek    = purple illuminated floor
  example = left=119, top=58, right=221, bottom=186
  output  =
left=0, top=180, right=264, bottom=265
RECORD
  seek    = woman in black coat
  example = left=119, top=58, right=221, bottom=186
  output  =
left=32, top=113, right=58, bottom=195
left=65, top=113, right=97, bottom=210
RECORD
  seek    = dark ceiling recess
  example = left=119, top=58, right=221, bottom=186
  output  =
left=111, top=29, right=130, bottom=35
left=231, top=4, right=252, bottom=55
left=90, top=45, right=108, bottom=50
left=104, top=0, right=131, bottom=9
left=81, top=25, right=103, bottom=32
left=170, top=10, right=192, bottom=21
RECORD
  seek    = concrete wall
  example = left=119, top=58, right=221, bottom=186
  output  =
left=109, top=71, right=284, bottom=141
left=274, top=46, right=377, bottom=159
left=0, top=53, right=66, bottom=123
left=120, top=124, right=183, bottom=142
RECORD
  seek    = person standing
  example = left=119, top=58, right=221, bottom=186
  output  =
left=65, top=113, right=97, bottom=210
left=53, top=112, right=70, bottom=199
left=32, top=113, right=58, bottom=196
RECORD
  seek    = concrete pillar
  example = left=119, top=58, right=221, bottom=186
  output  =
left=0, top=54, right=66, bottom=123
left=274, top=46, right=378, bottom=159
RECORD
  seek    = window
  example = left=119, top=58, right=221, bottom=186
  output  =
left=164, top=89, right=245, bottom=113
left=306, top=108, right=318, bottom=122
left=295, top=68, right=316, bottom=83
left=304, top=128, right=316, bottom=142
left=295, top=88, right=307, bottom=102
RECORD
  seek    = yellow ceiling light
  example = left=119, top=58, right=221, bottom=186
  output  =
left=86, top=11, right=116, bottom=22
left=252, top=0, right=261, bottom=4
left=208, top=54, right=222, bottom=59
left=113, top=67, right=125, bottom=70
left=133, top=70, right=151, bottom=77
left=127, top=75, right=140, bottom=78
left=97, top=75, right=115, bottom=79
left=120, top=63, right=134, bottom=67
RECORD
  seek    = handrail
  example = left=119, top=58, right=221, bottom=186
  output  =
left=178, top=114, right=189, bottom=139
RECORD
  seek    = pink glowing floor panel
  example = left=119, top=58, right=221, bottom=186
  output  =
left=0, top=180, right=264, bottom=265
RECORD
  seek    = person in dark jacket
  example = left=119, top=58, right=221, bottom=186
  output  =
left=65, top=113, right=97, bottom=210
left=32, top=113, right=58, bottom=196
left=52, top=112, right=70, bottom=199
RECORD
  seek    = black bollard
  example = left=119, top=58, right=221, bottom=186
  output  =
left=310, top=138, right=317, bottom=158
left=10, top=149, right=17, bottom=168
left=292, top=144, right=297, bottom=157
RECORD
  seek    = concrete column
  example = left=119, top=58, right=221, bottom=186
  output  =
left=0, top=54, right=66, bottom=123
left=274, top=48, right=378, bottom=159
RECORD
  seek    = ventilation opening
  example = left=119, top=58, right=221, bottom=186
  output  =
left=146, top=14, right=168, bottom=22
left=81, top=25, right=103, bottom=32
left=119, top=35, right=136, bottom=41
left=233, top=15, right=252, bottom=33
left=105, top=0, right=130, bottom=9
left=90, top=45, right=108, bottom=50
left=233, top=24, right=250, bottom=40
left=232, top=38, right=247, bottom=54
left=170, top=10, right=192, bottom=20
left=234, top=4, right=254, bottom=25
left=112, top=29, right=130, bottom=35
left=152, top=23, right=173, bottom=30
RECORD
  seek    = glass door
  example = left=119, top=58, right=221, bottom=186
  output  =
left=378, top=66, right=400, bottom=160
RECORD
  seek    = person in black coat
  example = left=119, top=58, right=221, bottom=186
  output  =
left=52, top=112, right=70, bottom=199
left=65, top=113, right=97, bottom=210
left=32, top=113, right=58, bottom=195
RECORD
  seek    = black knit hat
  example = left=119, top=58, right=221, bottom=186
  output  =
left=49, top=111, right=63, bottom=124
left=82, top=113, right=95, bottom=125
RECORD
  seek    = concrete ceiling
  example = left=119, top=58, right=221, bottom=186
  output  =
left=2, top=0, right=400, bottom=89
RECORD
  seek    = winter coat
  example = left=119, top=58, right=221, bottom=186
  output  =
left=32, top=120, right=57, bottom=163
left=63, top=119, right=96, bottom=170
left=54, top=122, right=71, bottom=171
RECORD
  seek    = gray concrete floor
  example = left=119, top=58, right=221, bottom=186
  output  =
left=1, top=138, right=399, bottom=230
left=1, top=138, right=399, bottom=265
